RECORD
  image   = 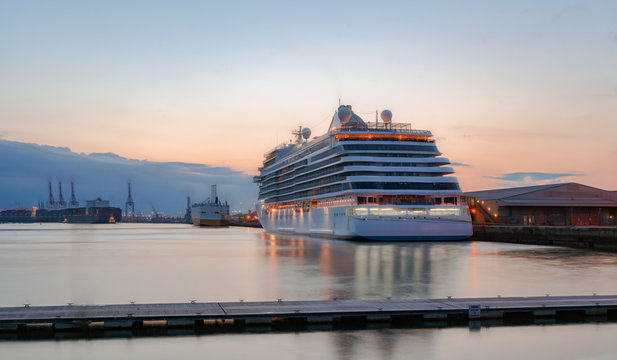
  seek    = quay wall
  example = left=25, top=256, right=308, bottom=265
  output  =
left=471, top=225, right=617, bottom=252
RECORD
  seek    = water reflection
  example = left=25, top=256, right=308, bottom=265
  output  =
left=492, top=247, right=617, bottom=268
left=1, top=224, right=617, bottom=359
left=2, top=322, right=617, bottom=360
left=1, top=224, right=617, bottom=307
left=257, top=232, right=617, bottom=300
left=258, top=233, right=470, bottom=300
left=331, top=328, right=419, bottom=360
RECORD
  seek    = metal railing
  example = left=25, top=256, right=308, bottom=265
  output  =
left=336, top=122, right=432, bottom=135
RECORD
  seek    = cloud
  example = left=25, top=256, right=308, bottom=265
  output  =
left=485, top=172, right=584, bottom=188
left=0, top=139, right=258, bottom=214
left=486, top=172, right=582, bottom=182
left=450, top=162, right=471, bottom=167
left=88, top=152, right=128, bottom=161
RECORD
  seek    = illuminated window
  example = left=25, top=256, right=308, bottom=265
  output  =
left=429, top=208, right=460, bottom=216
left=348, top=207, right=369, bottom=216
left=369, top=207, right=406, bottom=216
left=408, top=208, right=427, bottom=215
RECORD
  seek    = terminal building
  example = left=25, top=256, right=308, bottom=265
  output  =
left=464, top=183, right=617, bottom=226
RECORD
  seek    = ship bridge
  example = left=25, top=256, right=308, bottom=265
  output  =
left=329, top=106, right=433, bottom=142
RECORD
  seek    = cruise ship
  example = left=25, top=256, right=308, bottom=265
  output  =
left=253, top=105, right=472, bottom=241
left=190, top=185, right=230, bottom=226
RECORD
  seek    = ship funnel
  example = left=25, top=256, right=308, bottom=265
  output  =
left=211, top=185, right=218, bottom=204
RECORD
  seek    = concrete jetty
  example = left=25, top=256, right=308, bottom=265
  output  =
left=1, top=295, right=616, bottom=336
left=471, top=225, right=617, bottom=252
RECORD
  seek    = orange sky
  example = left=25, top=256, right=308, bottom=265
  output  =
left=1, top=1, right=616, bottom=191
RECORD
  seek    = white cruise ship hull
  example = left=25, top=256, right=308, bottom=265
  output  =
left=255, top=105, right=474, bottom=242
left=259, top=206, right=472, bottom=241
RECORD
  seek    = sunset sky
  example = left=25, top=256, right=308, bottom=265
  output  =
left=1, top=0, right=616, bottom=191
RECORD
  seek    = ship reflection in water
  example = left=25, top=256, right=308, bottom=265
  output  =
left=1, top=225, right=617, bottom=360
left=259, top=232, right=469, bottom=300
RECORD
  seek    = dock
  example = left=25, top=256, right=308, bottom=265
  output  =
left=471, top=225, right=617, bottom=252
left=1, top=295, right=616, bottom=336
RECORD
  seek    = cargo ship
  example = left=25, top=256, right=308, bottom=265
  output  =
left=190, top=185, right=230, bottom=226
left=253, top=105, right=472, bottom=241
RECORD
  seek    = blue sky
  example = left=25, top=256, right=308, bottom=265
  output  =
left=1, top=0, right=616, bottom=192
left=0, top=139, right=257, bottom=213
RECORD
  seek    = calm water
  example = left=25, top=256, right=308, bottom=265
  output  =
left=1, top=223, right=616, bottom=359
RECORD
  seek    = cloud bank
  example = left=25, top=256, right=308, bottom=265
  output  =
left=486, top=172, right=583, bottom=187
left=0, top=140, right=258, bottom=214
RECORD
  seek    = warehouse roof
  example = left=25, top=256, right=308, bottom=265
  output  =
left=464, top=183, right=617, bottom=207
left=464, top=183, right=563, bottom=200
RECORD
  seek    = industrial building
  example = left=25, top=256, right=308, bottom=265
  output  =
left=464, top=182, right=617, bottom=226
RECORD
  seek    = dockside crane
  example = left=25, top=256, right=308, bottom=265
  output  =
left=46, top=181, right=56, bottom=209
left=69, top=181, right=79, bottom=207
left=57, top=182, right=67, bottom=208
left=125, top=182, right=135, bottom=218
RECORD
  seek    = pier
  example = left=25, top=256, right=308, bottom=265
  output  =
left=1, top=295, right=616, bottom=337
left=472, top=225, right=617, bottom=252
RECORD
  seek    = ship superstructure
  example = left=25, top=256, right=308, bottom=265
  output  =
left=253, top=105, right=472, bottom=241
left=190, top=185, right=230, bottom=226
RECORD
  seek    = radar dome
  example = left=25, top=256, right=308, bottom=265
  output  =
left=380, top=109, right=392, bottom=124
left=301, top=128, right=311, bottom=139
left=338, top=107, right=352, bottom=124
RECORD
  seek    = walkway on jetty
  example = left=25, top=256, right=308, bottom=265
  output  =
left=1, top=295, right=616, bottom=334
